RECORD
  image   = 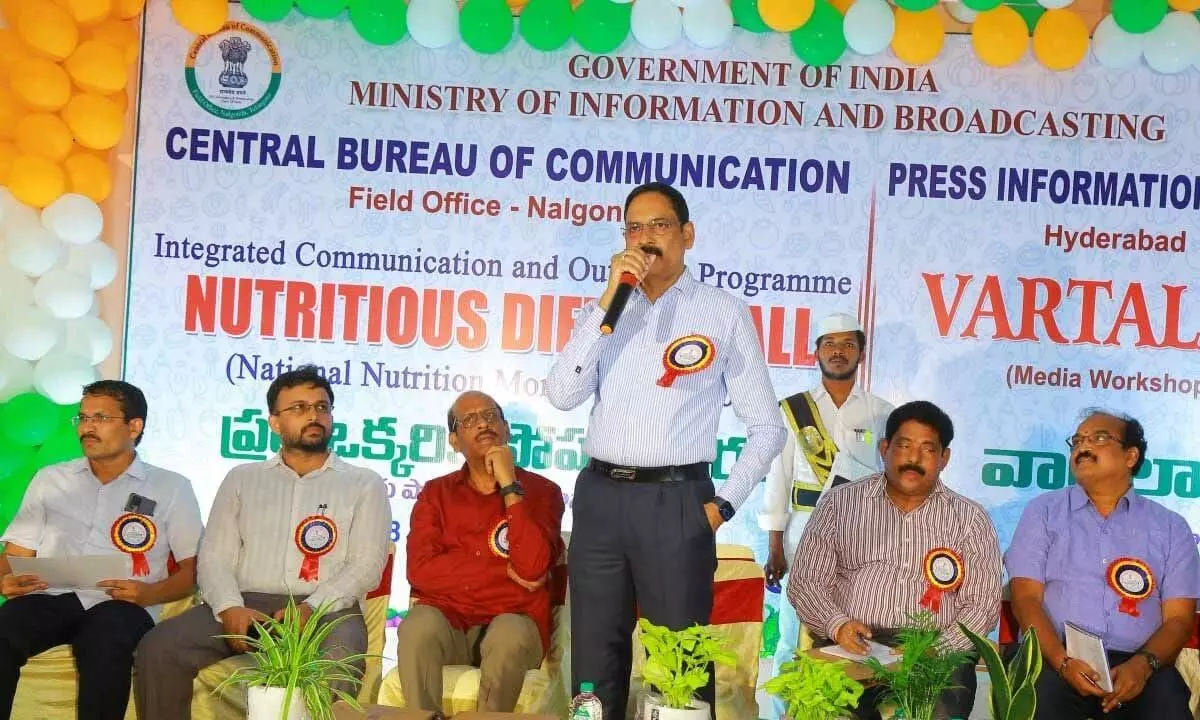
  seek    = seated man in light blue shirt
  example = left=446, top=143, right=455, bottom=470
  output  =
left=0, top=381, right=203, bottom=720
left=1005, top=409, right=1199, bottom=719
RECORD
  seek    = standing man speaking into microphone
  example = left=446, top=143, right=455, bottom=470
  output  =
left=547, top=182, right=785, bottom=718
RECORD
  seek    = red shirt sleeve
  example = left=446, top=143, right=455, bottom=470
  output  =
left=506, top=472, right=565, bottom=583
left=406, top=480, right=474, bottom=598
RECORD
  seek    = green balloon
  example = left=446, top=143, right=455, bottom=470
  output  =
left=350, top=0, right=408, bottom=44
left=34, top=423, right=83, bottom=470
left=1112, top=0, right=1166, bottom=33
left=460, top=0, right=515, bottom=54
left=242, top=0, right=294, bottom=21
left=895, top=0, right=937, bottom=11
left=519, top=0, right=573, bottom=51
left=573, top=0, right=631, bottom=53
left=731, top=0, right=770, bottom=33
left=1007, top=3, right=1043, bottom=32
left=0, top=393, right=58, bottom=447
left=962, top=0, right=1002, bottom=11
left=58, top=402, right=80, bottom=424
left=0, top=444, right=34, bottom=481
left=296, top=0, right=347, bottom=19
left=0, top=458, right=38, bottom=520
left=789, top=0, right=845, bottom=66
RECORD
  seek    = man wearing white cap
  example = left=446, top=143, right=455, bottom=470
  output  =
left=758, top=312, right=893, bottom=719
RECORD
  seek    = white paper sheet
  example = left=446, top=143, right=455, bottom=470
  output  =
left=1065, top=622, right=1114, bottom=693
left=8, top=555, right=131, bottom=590
left=818, top=639, right=898, bottom=665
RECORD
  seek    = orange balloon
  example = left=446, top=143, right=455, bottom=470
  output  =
left=64, top=149, right=112, bottom=202
left=828, top=0, right=853, bottom=13
left=14, top=0, right=79, bottom=60
left=14, top=112, right=73, bottom=161
left=0, top=28, right=32, bottom=74
left=972, top=6, right=1028, bottom=67
left=112, top=0, right=146, bottom=18
left=1032, top=8, right=1087, bottom=70
left=10, top=57, right=73, bottom=111
left=170, top=0, right=228, bottom=35
left=61, top=92, right=124, bottom=149
left=86, top=18, right=140, bottom=65
left=106, top=89, right=129, bottom=115
left=65, top=39, right=128, bottom=94
left=65, top=0, right=113, bottom=25
left=758, top=0, right=816, bottom=31
left=892, top=8, right=944, bottom=65
left=8, top=153, right=66, bottom=208
left=1168, top=0, right=1200, bottom=10
left=0, top=141, right=16, bottom=183
left=0, top=0, right=21, bottom=23
left=0, top=84, right=21, bottom=140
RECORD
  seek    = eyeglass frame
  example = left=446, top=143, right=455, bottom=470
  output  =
left=449, top=407, right=505, bottom=432
left=273, top=401, right=334, bottom=417
left=71, top=413, right=129, bottom=427
left=621, top=218, right=681, bottom=239
left=1065, top=430, right=1126, bottom=449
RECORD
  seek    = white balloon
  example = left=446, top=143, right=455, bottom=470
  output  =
left=682, top=0, right=733, bottom=47
left=407, top=0, right=459, bottom=48
left=0, top=351, right=34, bottom=402
left=34, top=269, right=94, bottom=319
left=944, top=2, right=977, bottom=23
left=41, top=194, right=104, bottom=246
left=1144, top=12, right=1200, bottom=74
left=1036, top=0, right=1072, bottom=8
left=4, top=201, right=41, bottom=236
left=2, top=306, right=63, bottom=362
left=66, top=242, right=119, bottom=290
left=64, top=315, right=113, bottom=366
left=631, top=0, right=683, bottom=49
left=1092, top=16, right=1144, bottom=69
left=5, top=224, right=63, bottom=277
left=0, top=262, right=35, bottom=312
left=844, top=0, right=895, bottom=55
left=33, top=350, right=98, bottom=404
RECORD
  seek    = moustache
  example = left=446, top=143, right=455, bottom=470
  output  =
left=899, top=464, right=925, bottom=476
left=476, top=430, right=497, bottom=441
left=80, top=434, right=99, bottom=442
left=303, top=423, right=326, bottom=433
left=1074, top=451, right=1096, bottom=463
left=639, top=245, right=664, bottom=257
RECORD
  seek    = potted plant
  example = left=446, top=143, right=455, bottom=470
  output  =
left=959, top=622, right=1042, bottom=720
left=863, top=612, right=972, bottom=720
left=637, top=618, right=738, bottom=719
left=764, top=651, right=864, bottom=720
left=214, top=599, right=369, bottom=720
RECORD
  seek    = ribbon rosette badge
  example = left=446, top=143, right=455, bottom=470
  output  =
left=657, top=335, right=716, bottom=388
left=489, top=520, right=510, bottom=558
left=919, top=547, right=964, bottom=613
left=111, top=513, right=157, bottom=577
left=1107, top=558, right=1154, bottom=617
left=295, top=515, right=338, bottom=581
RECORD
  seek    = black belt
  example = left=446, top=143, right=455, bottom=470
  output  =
left=586, top=459, right=709, bottom=483
left=791, top=475, right=851, bottom=509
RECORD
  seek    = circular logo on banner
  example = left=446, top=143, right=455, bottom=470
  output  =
left=294, top=516, right=338, bottom=556
left=1109, top=558, right=1153, bottom=599
left=185, top=21, right=282, bottom=120
left=111, top=513, right=157, bottom=553
left=489, top=520, right=510, bottom=558
left=923, top=548, right=964, bottom=590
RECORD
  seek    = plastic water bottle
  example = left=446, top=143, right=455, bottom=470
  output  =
left=569, top=682, right=603, bottom=720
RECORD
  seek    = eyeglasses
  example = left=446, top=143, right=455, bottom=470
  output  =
left=621, top=219, right=678, bottom=239
left=71, top=413, right=127, bottom=427
left=452, top=408, right=502, bottom=431
left=276, top=401, right=333, bottom=417
left=1066, top=431, right=1124, bottom=449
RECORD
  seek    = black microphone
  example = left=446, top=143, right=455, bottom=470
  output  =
left=599, top=272, right=639, bottom=335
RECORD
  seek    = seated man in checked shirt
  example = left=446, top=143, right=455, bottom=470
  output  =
left=397, top=391, right=564, bottom=714
left=789, top=400, right=1002, bottom=720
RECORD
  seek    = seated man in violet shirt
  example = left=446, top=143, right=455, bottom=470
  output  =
left=1006, top=409, right=1199, bottom=719
left=398, top=391, right=565, bottom=714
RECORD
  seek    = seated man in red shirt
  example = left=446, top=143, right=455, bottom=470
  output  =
left=398, top=391, right=565, bottom=713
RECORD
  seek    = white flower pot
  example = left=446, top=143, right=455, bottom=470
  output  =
left=642, top=692, right=710, bottom=720
left=246, top=686, right=312, bottom=720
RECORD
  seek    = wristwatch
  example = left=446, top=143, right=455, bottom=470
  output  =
left=499, top=482, right=525, bottom=498
left=712, top=496, right=735, bottom=522
left=1136, top=649, right=1161, bottom=672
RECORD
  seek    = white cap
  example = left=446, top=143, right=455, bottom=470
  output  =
left=815, top=312, right=863, bottom=339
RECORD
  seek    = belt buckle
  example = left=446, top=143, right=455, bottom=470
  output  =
left=610, top=467, right=636, bottom=481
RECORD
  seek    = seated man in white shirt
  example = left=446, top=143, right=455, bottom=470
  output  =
left=133, top=365, right=392, bottom=719
left=0, top=380, right=203, bottom=720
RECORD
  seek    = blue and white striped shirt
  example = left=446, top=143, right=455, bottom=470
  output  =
left=546, top=269, right=785, bottom=510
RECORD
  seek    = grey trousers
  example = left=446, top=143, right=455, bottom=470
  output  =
left=132, top=592, right=367, bottom=720
left=395, top=604, right=543, bottom=713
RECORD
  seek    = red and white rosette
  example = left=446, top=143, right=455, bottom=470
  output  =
left=294, top=515, right=338, bottom=581
left=919, top=547, right=964, bottom=613
left=111, top=513, right=157, bottom=577
left=1107, top=557, right=1154, bottom=617
left=657, top=334, right=716, bottom=388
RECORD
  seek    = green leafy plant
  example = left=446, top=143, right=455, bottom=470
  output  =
left=959, top=622, right=1041, bottom=720
left=214, top=599, right=369, bottom=720
left=764, top=651, right=864, bottom=720
left=638, top=618, right=738, bottom=710
left=864, top=612, right=972, bottom=720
